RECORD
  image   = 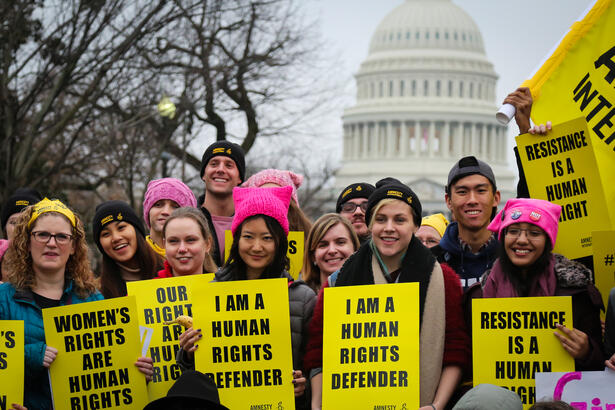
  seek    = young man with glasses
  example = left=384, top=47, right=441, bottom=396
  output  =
left=335, top=182, right=375, bottom=244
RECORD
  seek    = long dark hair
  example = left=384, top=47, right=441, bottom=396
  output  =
left=223, top=214, right=289, bottom=280
left=100, top=233, right=163, bottom=298
left=497, top=227, right=552, bottom=296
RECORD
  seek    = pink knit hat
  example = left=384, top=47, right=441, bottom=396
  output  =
left=231, top=186, right=292, bottom=235
left=143, top=178, right=197, bottom=228
left=488, top=198, right=561, bottom=248
left=0, top=239, right=9, bottom=260
left=242, top=169, right=303, bottom=206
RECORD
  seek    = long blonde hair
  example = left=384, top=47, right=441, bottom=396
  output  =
left=302, top=213, right=359, bottom=291
left=4, top=206, right=98, bottom=298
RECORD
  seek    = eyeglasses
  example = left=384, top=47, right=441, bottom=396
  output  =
left=505, top=227, right=544, bottom=240
left=31, top=231, right=74, bottom=245
left=340, top=202, right=368, bottom=213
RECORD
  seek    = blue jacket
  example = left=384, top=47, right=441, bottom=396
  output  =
left=431, top=222, right=498, bottom=291
left=0, top=281, right=103, bottom=410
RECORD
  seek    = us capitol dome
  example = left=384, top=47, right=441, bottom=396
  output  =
left=335, top=0, right=515, bottom=215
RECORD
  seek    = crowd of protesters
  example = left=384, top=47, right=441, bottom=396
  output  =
left=0, top=88, right=612, bottom=410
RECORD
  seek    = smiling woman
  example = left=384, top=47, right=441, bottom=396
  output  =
left=0, top=199, right=102, bottom=409
left=92, top=201, right=163, bottom=298
left=304, top=178, right=470, bottom=410
left=302, top=213, right=359, bottom=293
left=156, top=207, right=217, bottom=277
left=176, top=186, right=316, bottom=409
left=465, top=198, right=604, bottom=371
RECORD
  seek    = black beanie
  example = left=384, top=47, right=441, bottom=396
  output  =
left=365, top=178, right=422, bottom=227
left=336, top=182, right=376, bottom=213
left=1, top=188, right=42, bottom=230
left=200, top=141, right=246, bottom=182
left=92, top=200, right=145, bottom=253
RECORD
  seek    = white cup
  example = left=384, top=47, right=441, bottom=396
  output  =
left=496, top=103, right=516, bottom=125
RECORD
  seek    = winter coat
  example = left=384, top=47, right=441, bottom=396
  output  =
left=464, top=253, right=605, bottom=371
left=0, top=281, right=103, bottom=410
left=304, top=237, right=470, bottom=406
left=431, top=222, right=498, bottom=291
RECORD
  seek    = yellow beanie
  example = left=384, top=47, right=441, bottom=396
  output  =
left=421, top=213, right=449, bottom=237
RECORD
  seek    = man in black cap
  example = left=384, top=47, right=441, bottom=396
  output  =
left=335, top=182, right=375, bottom=244
left=431, top=156, right=501, bottom=291
left=199, top=141, right=246, bottom=266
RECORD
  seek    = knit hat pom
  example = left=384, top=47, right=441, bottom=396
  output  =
left=231, top=186, right=292, bottom=235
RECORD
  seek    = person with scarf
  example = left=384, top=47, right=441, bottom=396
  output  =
left=466, top=198, right=604, bottom=370
left=304, top=178, right=470, bottom=410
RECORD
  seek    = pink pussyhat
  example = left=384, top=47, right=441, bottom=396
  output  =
left=242, top=169, right=303, bottom=207
left=488, top=198, right=562, bottom=248
left=0, top=239, right=9, bottom=260
left=231, top=186, right=292, bottom=236
left=143, top=178, right=197, bottom=228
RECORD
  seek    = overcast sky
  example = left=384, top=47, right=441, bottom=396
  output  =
left=304, top=0, right=592, bottom=169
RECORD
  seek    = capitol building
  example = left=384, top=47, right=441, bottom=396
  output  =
left=336, top=0, right=516, bottom=215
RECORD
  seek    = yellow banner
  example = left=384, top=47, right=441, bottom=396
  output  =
left=522, top=0, right=615, bottom=227
left=126, top=274, right=214, bottom=401
left=322, top=283, right=420, bottom=409
left=472, top=297, right=575, bottom=409
left=192, top=278, right=295, bottom=409
left=225, top=230, right=304, bottom=279
left=0, top=320, right=24, bottom=408
left=42, top=296, right=148, bottom=410
left=515, top=117, right=610, bottom=259
left=591, top=230, right=615, bottom=319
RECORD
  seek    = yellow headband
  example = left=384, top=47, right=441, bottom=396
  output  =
left=421, top=213, right=449, bottom=237
left=28, top=198, right=76, bottom=228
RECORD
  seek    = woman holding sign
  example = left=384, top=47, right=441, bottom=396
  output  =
left=93, top=200, right=164, bottom=298
left=156, top=207, right=218, bottom=277
left=0, top=199, right=103, bottom=409
left=304, top=178, right=470, bottom=410
left=468, top=198, right=604, bottom=369
left=177, top=186, right=316, bottom=408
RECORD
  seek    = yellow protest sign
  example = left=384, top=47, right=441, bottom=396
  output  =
left=515, top=117, right=610, bottom=259
left=0, top=320, right=24, bottom=408
left=322, top=283, right=420, bottom=409
left=225, top=230, right=304, bottom=279
left=42, top=296, right=148, bottom=410
left=472, top=297, right=574, bottom=409
left=522, top=0, right=615, bottom=227
left=126, top=274, right=214, bottom=401
left=192, top=277, right=294, bottom=409
left=592, top=230, right=615, bottom=319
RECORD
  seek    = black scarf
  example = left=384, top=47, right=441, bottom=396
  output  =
left=335, top=235, right=436, bottom=323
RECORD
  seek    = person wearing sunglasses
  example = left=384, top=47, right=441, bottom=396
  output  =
left=335, top=182, right=375, bottom=244
left=465, top=198, right=604, bottom=371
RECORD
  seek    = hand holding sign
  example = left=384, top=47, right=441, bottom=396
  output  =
left=554, top=323, right=590, bottom=360
left=42, top=346, right=58, bottom=368
left=292, top=370, right=306, bottom=397
left=528, top=121, right=553, bottom=135
left=135, top=356, right=154, bottom=382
